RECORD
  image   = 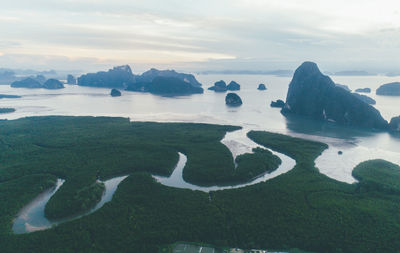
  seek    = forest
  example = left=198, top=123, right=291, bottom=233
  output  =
left=0, top=116, right=400, bottom=252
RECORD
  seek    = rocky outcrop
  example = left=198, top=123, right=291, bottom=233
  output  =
left=126, top=76, right=203, bottom=95
left=67, top=75, right=77, bottom=85
left=336, top=83, right=351, bottom=92
left=282, top=62, right=388, bottom=130
left=355, top=88, right=371, bottom=93
left=389, top=116, right=400, bottom=131
left=352, top=93, right=376, bottom=105
left=136, top=68, right=201, bottom=87
left=227, top=81, right=240, bottom=91
left=225, top=93, right=242, bottom=106
left=257, top=84, right=267, bottom=90
left=376, top=82, right=400, bottom=96
left=11, top=78, right=42, bottom=88
left=43, top=79, right=64, bottom=89
left=78, top=65, right=135, bottom=88
left=270, top=99, right=285, bottom=108
left=208, top=80, right=227, bottom=92
left=110, top=89, right=121, bottom=97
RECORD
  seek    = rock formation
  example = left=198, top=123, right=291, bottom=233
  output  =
left=67, top=75, right=77, bottom=85
left=11, top=78, right=42, bottom=89
left=389, top=116, right=400, bottom=131
left=43, top=79, right=64, bottom=89
left=351, top=93, right=376, bottom=105
left=257, top=84, right=267, bottom=90
left=225, top=93, right=242, bottom=106
left=110, top=89, right=121, bottom=97
left=282, top=62, right=388, bottom=129
left=227, top=81, right=240, bottom=91
left=78, top=65, right=135, bottom=88
left=208, top=80, right=228, bottom=92
left=355, top=88, right=371, bottom=93
left=270, top=99, right=285, bottom=108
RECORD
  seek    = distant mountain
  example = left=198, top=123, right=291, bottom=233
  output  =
left=282, top=62, right=388, bottom=130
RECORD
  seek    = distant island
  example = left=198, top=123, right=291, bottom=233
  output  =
left=78, top=65, right=203, bottom=95
left=0, top=108, right=15, bottom=114
left=11, top=77, right=64, bottom=89
left=208, top=80, right=240, bottom=92
left=376, top=82, right=400, bottom=96
left=0, top=94, right=21, bottom=99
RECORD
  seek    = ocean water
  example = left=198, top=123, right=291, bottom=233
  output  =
left=0, top=74, right=399, bottom=183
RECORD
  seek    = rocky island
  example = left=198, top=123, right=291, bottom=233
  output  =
left=67, top=74, right=77, bottom=85
left=257, top=83, right=267, bottom=90
left=127, top=76, right=203, bottom=95
left=355, top=88, right=371, bottom=93
left=11, top=77, right=42, bottom=88
left=376, top=82, right=400, bottom=96
left=78, top=65, right=135, bottom=88
left=282, top=62, right=388, bottom=129
left=227, top=81, right=240, bottom=90
left=390, top=116, right=400, bottom=132
left=270, top=99, right=285, bottom=108
left=110, top=89, right=121, bottom=97
left=11, top=77, right=64, bottom=89
left=43, top=79, right=64, bottom=89
left=79, top=65, right=203, bottom=95
left=208, top=80, right=227, bottom=92
left=225, top=93, right=242, bottom=106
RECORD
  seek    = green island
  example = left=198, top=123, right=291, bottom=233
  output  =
left=0, top=116, right=400, bottom=252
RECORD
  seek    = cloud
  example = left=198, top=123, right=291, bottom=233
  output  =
left=0, top=0, right=400, bottom=72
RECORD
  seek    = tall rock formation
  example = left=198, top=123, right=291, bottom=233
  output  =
left=282, top=62, right=388, bottom=129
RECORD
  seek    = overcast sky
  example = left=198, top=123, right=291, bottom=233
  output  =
left=1, top=0, right=400, bottom=73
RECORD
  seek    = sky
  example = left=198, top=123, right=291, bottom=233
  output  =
left=1, top=0, right=400, bottom=73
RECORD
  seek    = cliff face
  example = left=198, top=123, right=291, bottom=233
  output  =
left=78, top=65, right=135, bottom=88
left=282, top=62, right=388, bottom=130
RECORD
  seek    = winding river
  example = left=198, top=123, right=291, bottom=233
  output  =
left=13, top=129, right=295, bottom=234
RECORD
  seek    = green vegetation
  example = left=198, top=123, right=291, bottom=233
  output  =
left=1, top=116, right=400, bottom=253
left=45, top=181, right=105, bottom=219
left=0, top=108, right=15, bottom=114
left=234, top=147, right=281, bottom=182
left=0, top=116, right=245, bottom=220
left=353, top=159, right=400, bottom=194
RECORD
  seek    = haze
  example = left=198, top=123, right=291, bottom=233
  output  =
left=1, top=0, right=400, bottom=73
